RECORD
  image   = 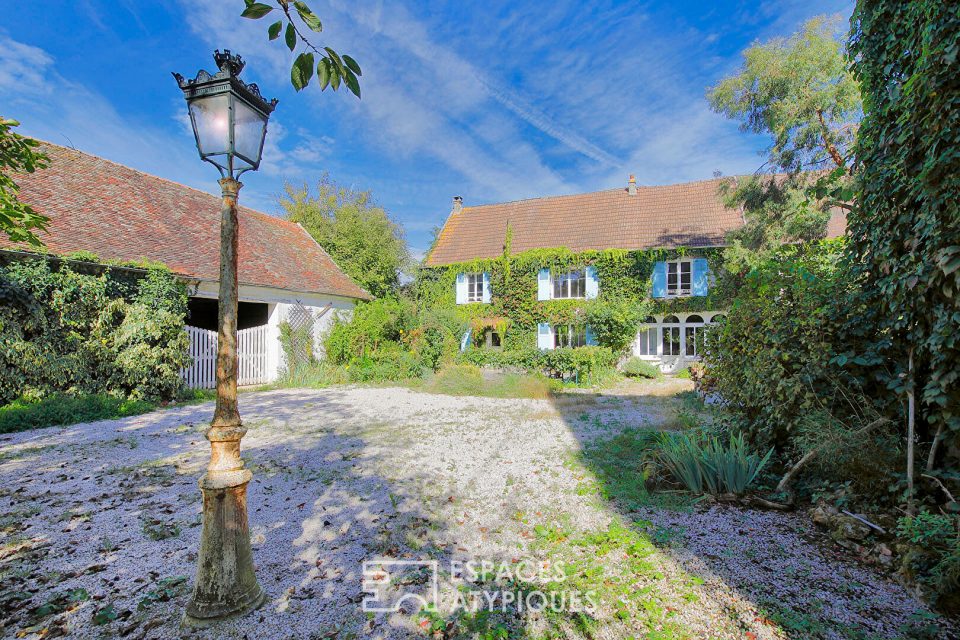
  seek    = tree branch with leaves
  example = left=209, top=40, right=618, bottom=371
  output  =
left=0, top=118, right=49, bottom=247
left=241, top=0, right=362, bottom=96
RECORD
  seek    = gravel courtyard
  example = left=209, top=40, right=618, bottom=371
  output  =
left=0, top=385, right=953, bottom=639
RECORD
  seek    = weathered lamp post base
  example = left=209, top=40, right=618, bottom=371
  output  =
left=182, top=443, right=266, bottom=626
left=182, top=426, right=266, bottom=627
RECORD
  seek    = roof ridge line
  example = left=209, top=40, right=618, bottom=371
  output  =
left=460, top=175, right=738, bottom=210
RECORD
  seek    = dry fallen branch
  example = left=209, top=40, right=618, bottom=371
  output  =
left=777, top=417, right=892, bottom=493
left=921, top=473, right=957, bottom=504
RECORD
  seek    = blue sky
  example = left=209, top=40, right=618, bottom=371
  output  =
left=1, top=0, right=852, bottom=258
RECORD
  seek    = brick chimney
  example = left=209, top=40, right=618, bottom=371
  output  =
left=452, top=195, right=463, bottom=213
left=627, top=175, right=637, bottom=196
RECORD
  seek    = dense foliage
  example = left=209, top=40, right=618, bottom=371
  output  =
left=281, top=175, right=409, bottom=298
left=700, top=4, right=959, bottom=608
left=0, top=118, right=49, bottom=247
left=0, top=255, right=190, bottom=405
left=848, top=0, right=960, bottom=468
left=703, top=240, right=870, bottom=446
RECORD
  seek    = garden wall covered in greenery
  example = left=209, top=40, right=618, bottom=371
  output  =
left=0, top=252, right=190, bottom=406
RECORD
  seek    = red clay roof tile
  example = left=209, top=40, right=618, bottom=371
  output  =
left=3, top=142, right=370, bottom=300
left=426, top=177, right=846, bottom=266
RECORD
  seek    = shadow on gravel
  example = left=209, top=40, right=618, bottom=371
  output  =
left=548, top=380, right=953, bottom=640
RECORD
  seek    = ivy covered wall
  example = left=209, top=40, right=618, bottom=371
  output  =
left=416, top=238, right=731, bottom=351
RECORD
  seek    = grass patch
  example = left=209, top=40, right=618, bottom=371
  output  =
left=0, top=394, right=155, bottom=434
left=577, top=429, right=697, bottom=510
left=416, top=364, right=560, bottom=399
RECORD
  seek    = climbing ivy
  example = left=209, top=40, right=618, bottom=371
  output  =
left=415, top=246, right=730, bottom=351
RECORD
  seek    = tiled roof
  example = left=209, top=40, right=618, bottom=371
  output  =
left=4, top=143, right=370, bottom=300
left=426, top=177, right=847, bottom=266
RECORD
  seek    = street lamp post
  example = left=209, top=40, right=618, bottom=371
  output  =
left=174, top=50, right=277, bottom=626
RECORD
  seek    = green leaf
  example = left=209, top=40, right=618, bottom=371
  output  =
left=267, top=20, right=282, bottom=40
left=342, top=54, right=362, bottom=76
left=285, top=22, right=296, bottom=51
left=324, top=47, right=345, bottom=73
left=317, top=58, right=331, bottom=90
left=293, top=0, right=323, bottom=32
left=343, top=67, right=361, bottom=98
left=240, top=2, right=273, bottom=19
left=329, top=65, right=341, bottom=91
left=93, top=604, right=118, bottom=625
left=291, top=52, right=315, bottom=91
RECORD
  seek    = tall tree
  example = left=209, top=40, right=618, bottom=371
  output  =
left=848, top=0, right=960, bottom=482
left=707, top=16, right=862, bottom=270
left=0, top=118, right=49, bottom=247
left=280, top=176, right=409, bottom=299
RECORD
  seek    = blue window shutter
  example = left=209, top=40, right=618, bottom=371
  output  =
left=651, top=262, right=667, bottom=298
left=585, top=325, right=598, bottom=346
left=460, top=329, right=471, bottom=352
left=537, top=322, right=554, bottom=350
left=537, top=268, right=551, bottom=301
left=585, top=265, right=599, bottom=299
left=482, top=272, right=491, bottom=303
left=692, top=258, right=710, bottom=297
left=455, top=272, right=467, bottom=305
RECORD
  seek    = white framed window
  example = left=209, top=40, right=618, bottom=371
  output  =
left=662, top=315, right=681, bottom=356
left=636, top=316, right=658, bottom=356
left=684, top=314, right=704, bottom=357
left=465, top=273, right=484, bottom=303
left=666, top=260, right=692, bottom=297
left=554, top=324, right=586, bottom=349
left=552, top=270, right=586, bottom=299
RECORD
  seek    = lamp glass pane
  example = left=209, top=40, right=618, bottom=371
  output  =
left=188, top=93, right=230, bottom=157
left=233, top=98, right=267, bottom=167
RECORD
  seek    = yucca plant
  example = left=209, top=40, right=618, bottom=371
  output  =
left=656, top=430, right=773, bottom=496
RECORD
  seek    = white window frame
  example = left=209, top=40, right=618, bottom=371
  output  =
left=684, top=314, right=705, bottom=357
left=554, top=324, right=586, bottom=349
left=666, top=260, right=692, bottom=298
left=662, top=316, right=681, bottom=356
left=636, top=317, right=658, bottom=357
left=552, top=270, right=586, bottom=300
left=465, top=272, right=483, bottom=303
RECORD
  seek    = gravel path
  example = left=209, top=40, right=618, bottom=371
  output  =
left=0, top=385, right=953, bottom=639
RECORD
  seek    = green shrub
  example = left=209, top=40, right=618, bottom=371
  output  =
left=324, top=298, right=416, bottom=365
left=584, top=298, right=645, bottom=353
left=541, top=346, right=616, bottom=382
left=622, top=357, right=660, bottom=379
left=0, top=257, right=189, bottom=404
left=656, top=431, right=773, bottom=496
left=460, top=347, right=543, bottom=370
left=346, top=348, right=423, bottom=382
left=0, top=393, right=155, bottom=433
left=896, top=511, right=960, bottom=606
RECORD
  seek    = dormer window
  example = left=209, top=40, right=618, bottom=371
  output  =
left=552, top=270, right=586, bottom=299
left=666, top=260, right=692, bottom=297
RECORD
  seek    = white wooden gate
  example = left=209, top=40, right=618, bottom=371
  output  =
left=237, top=324, right=268, bottom=386
left=182, top=324, right=270, bottom=389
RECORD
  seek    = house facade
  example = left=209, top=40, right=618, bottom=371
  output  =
left=2, top=142, right=370, bottom=385
left=425, top=176, right=845, bottom=372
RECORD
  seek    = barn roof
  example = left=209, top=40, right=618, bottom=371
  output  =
left=4, top=142, right=370, bottom=300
